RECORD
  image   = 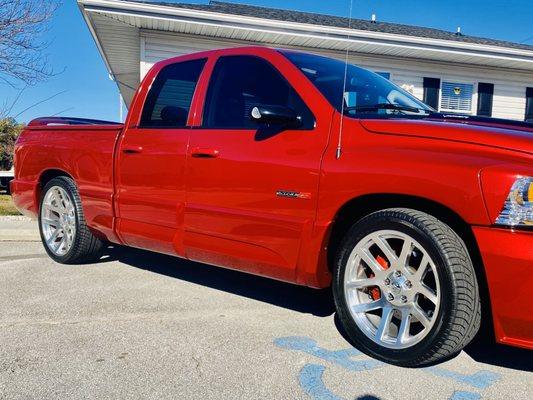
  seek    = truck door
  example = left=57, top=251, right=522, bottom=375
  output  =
left=115, top=58, right=206, bottom=255
left=184, top=53, right=332, bottom=282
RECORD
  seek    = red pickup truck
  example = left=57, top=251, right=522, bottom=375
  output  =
left=11, top=47, right=532, bottom=367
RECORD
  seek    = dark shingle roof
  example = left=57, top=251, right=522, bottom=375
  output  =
left=130, top=1, right=533, bottom=52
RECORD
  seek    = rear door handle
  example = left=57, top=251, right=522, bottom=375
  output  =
left=122, top=146, right=143, bottom=154
left=191, top=147, right=220, bottom=158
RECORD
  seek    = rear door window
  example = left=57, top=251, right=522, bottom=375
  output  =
left=140, top=58, right=206, bottom=128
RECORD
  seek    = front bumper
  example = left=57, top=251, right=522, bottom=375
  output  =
left=473, top=226, right=533, bottom=349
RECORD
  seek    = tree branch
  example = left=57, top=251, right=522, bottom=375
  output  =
left=0, top=0, right=59, bottom=87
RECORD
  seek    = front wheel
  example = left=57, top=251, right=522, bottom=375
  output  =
left=39, top=176, right=103, bottom=264
left=333, top=208, right=481, bottom=367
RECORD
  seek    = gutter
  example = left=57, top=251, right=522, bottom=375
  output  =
left=78, top=0, right=533, bottom=65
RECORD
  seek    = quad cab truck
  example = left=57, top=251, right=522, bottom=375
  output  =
left=11, top=47, right=533, bottom=367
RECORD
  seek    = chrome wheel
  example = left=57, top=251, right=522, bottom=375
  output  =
left=343, top=230, right=440, bottom=349
left=40, top=186, right=76, bottom=256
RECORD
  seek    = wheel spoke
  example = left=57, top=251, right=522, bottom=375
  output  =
left=357, top=248, right=385, bottom=276
left=51, top=189, right=60, bottom=205
left=42, top=217, right=59, bottom=226
left=396, top=311, right=411, bottom=344
left=351, top=298, right=383, bottom=313
left=398, top=238, right=413, bottom=267
left=54, top=189, right=67, bottom=212
left=48, top=203, right=62, bottom=213
left=372, top=234, right=397, bottom=263
left=418, top=284, right=438, bottom=304
left=46, top=228, right=61, bottom=245
left=412, top=255, right=429, bottom=282
left=345, top=277, right=379, bottom=290
left=58, top=234, right=67, bottom=252
left=411, top=305, right=431, bottom=328
left=66, top=230, right=74, bottom=247
left=376, top=306, right=394, bottom=340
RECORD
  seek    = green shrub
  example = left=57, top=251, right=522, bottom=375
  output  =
left=0, top=118, right=24, bottom=171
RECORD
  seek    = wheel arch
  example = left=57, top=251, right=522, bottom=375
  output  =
left=324, top=193, right=492, bottom=338
left=36, top=169, right=75, bottom=208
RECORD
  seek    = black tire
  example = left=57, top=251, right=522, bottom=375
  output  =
left=38, top=176, right=103, bottom=264
left=333, top=208, right=481, bottom=367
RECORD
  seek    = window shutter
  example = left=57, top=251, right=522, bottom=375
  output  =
left=477, top=82, right=494, bottom=117
left=423, top=78, right=440, bottom=109
left=526, top=87, right=533, bottom=122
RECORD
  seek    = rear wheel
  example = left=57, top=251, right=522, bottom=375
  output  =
left=333, top=208, right=481, bottom=367
left=39, top=176, right=103, bottom=264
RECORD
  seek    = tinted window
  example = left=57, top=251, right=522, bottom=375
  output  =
left=140, top=58, right=206, bottom=128
left=280, top=51, right=432, bottom=118
left=203, top=56, right=314, bottom=129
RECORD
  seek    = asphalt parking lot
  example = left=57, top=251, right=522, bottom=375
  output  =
left=0, top=237, right=532, bottom=399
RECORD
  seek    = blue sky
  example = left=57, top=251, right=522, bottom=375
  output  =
left=2, top=0, right=532, bottom=123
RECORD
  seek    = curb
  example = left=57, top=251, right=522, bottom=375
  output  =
left=0, top=216, right=40, bottom=242
left=0, top=215, right=32, bottom=221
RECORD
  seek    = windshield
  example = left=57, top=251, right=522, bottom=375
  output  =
left=280, top=50, right=433, bottom=118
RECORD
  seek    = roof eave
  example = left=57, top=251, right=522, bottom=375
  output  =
left=78, top=0, right=533, bottom=64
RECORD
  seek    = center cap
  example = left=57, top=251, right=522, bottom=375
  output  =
left=385, top=271, right=411, bottom=304
left=391, top=282, right=402, bottom=294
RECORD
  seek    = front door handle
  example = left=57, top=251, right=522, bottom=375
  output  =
left=191, top=147, right=220, bottom=158
left=122, top=146, right=143, bottom=154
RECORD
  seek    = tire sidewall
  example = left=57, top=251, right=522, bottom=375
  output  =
left=38, top=177, right=82, bottom=263
left=333, top=211, right=458, bottom=365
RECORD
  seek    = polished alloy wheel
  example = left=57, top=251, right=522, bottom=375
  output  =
left=40, top=186, right=76, bottom=256
left=343, top=230, right=440, bottom=349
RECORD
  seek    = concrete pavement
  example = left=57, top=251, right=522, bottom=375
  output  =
left=0, top=241, right=531, bottom=399
left=0, top=216, right=40, bottom=241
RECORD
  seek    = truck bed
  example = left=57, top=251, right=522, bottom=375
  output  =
left=11, top=117, right=124, bottom=241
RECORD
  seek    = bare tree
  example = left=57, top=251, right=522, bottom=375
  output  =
left=0, top=0, right=59, bottom=87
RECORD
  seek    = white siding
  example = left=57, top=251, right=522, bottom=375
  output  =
left=142, top=32, right=533, bottom=121
left=493, top=85, right=527, bottom=120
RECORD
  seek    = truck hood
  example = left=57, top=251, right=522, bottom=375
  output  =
left=360, top=118, right=533, bottom=155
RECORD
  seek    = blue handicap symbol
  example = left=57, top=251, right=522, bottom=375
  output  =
left=275, top=336, right=502, bottom=400
left=299, top=364, right=343, bottom=400
left=274, top=336, right=382, bottom=372
left=427, top=366, right=501, bottom=390
left=449, top=391, right=482, bottom=400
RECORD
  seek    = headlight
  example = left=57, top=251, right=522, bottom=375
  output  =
left=495, top=177, right=533, bottom=227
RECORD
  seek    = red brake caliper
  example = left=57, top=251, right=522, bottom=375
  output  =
left=368, top=255, right=389, bottom=300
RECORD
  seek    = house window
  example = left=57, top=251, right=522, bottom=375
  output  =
left=440, top=81, right=474, bottom=113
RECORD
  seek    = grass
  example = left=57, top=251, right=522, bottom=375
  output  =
left=0, top=192, right=21, bottom=216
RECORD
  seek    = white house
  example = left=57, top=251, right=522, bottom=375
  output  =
left=78, top=0, right=533, bottom=121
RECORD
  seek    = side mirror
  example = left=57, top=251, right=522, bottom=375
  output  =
left=250, top=105, right=301, bottom=128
